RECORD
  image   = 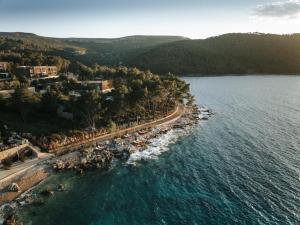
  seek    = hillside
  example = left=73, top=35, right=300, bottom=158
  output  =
left=0, top=32, right=300, bottom=75
left=63, top=35, right=189, bottom=65
left=0, top=33, right=188, bottom=68
left=126, top=33, right=300, bottom=75
left=0, top=32, right=81, bottom=51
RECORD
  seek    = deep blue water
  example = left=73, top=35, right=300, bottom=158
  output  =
left=20, top=76, right=300, bottom=225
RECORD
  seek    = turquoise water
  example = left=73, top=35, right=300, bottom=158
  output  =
left=20, top=76, right=300, bottom=225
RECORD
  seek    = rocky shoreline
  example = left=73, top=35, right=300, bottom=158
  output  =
left=0, top=104, right=213, bottom=225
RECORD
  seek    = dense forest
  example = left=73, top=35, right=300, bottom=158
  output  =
left=0, top=32, right=300, bottom=76
left=0, top=32, right=186, bottom=69
left=128, top=33, right=300, bottom=75
left=0, top=65, right=191, bottom=139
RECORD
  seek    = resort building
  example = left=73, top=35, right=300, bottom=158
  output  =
left=80, top=80, right=113, bottom=93
left=16, top=66, right=58, bottom=78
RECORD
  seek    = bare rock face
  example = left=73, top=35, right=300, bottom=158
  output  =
left=53, top=160, right=65, bottom=170
left=80, top=158, right=88, bottom=165
left=16, top=194, right=44, bottom=206
left=52, top=149, right=113, bottom=172
left=3, top=214, right=23, bottom=225
left=8, top=183, right=21, bottom=193
left=79, top=149, right=113, bottom=170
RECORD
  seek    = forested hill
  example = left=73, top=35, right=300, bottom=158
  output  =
left=0, top=32, right=188, bottom=68
left=63, top=35, right=189, bottom=65
left=0, top=32, right=300, bottom=76
left=126, top=33, right=300, bottom=75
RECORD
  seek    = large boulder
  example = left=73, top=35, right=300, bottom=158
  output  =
left=53, top=160, right=65, bottom=170
left=80, top=158, right=88, bottom=165
left=57, top=184, right=65, bottom=192
left=40, top=188, right=54, bottom=197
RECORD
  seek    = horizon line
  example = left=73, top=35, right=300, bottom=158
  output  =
left=0, top=31, right=300, bottom=40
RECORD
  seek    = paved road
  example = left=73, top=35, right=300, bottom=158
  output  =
left=54, top=105, right=184, bottom=154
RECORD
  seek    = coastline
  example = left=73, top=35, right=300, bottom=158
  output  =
left=182, top=74, right=300, bottom=77
left=0, top=106, right=184, bottom=203
left=0, top=104, right=212, bottom=223
left=51, top=105, right=185, bottom=156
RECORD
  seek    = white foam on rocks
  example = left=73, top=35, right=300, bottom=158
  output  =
left=126, top=127, right=192, bottom=166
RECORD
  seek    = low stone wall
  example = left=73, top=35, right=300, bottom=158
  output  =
left=0, top=144, right=29, bottom=161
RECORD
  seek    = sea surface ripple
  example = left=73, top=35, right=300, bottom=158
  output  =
left=20, top=76, right=300, bottom=225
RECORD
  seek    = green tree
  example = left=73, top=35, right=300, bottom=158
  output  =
left=0, top=95, right=6, bottom=108
left=40, top=88, right=64, bottom=113
left=77, top=90, right=102, bottom=129
left=11, top=87, right=40, bottom=121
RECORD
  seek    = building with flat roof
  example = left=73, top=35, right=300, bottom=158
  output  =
left=17, top=66, right=58, bottom=78
left=0, top=72, right=11, bottom=81
left=80, top=80, right=113, bottom=93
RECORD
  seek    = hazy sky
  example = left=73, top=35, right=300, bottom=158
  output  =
left=0, top=0, right=300, bottom=38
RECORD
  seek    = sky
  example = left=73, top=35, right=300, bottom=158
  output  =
left=0, top=0, right=300, bottom=39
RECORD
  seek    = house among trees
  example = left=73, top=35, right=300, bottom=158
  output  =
left=16, top=66, right=58, bottom=78
left=80, top=80, right=113, bottom=93
left=0, top=72, right=11, bottom=81
left=0, top=62, right=8, bottom=71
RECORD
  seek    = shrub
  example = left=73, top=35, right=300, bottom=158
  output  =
left=2, top=157, right=12, bottom=169
left=19, top=154, right=26, bottom=162
left=108, top=120, right=117, bottom=133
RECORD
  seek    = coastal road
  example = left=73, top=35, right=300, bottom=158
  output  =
left=0, top=105, right=184, bottom=186
left=53, top=105, right=185, bottom=154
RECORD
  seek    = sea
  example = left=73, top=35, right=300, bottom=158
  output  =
left=19, top=76, right=300, bottom=225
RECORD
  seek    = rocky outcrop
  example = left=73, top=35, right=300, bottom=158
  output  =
left=40, top=189, right=54, bottom=197
left=16, top=193, right=44, bottom=207
left=0, top=203, right=20, bottom=225
left=53, top=149, right=113, bottom=172
left=52, top=152, right=81, bottom=171
left=57, top=184, right=65, bottom=192
left=80, top=149, right=113, bottom=169
left=53, top=160, right=66, bottom=170
left=2, top=214, right=22, bottom=225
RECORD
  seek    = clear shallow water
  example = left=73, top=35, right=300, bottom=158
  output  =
left=20, top=76, right=300, bottom=225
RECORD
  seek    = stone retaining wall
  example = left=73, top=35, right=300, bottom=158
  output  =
left=0, top=144, right=29, bottom=161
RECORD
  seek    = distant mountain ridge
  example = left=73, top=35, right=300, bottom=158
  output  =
left=0, top=32, right=299, bottom=75
left=64, top=35, right=189, bottom=43
left=126, top=33, right=300, bottom=75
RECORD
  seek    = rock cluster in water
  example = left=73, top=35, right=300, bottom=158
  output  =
left=53, top=149, right=113, bottom=173
left=50, top=104, right=211, bottom=171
